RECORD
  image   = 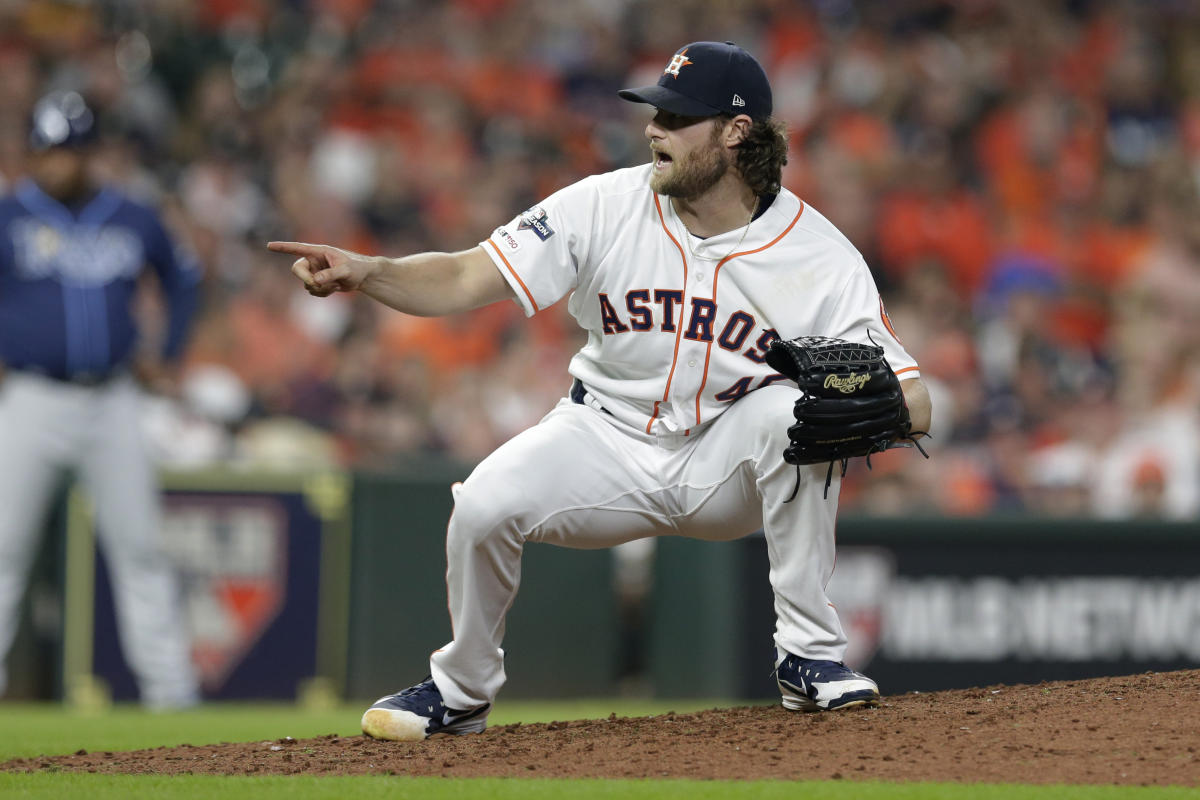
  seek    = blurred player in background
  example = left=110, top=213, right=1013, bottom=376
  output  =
left=0, top=91, right=202, bottom=709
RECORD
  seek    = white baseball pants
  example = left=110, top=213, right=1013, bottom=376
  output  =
left=430, top=385, right=847, bottom=710
left=0, top=373, right=198, bottom=707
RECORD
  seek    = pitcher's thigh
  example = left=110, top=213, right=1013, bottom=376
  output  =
left=451, top=405, right=679, bottom=550
left=671, top=385, right=804, bottom=536
left=699, top=384, right=801, bottom=467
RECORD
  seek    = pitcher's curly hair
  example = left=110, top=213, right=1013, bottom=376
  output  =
left=720, top=115, right=789, bottom=196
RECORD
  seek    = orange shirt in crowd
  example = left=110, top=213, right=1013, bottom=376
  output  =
left=225, top=299, right=337, bottom=390
left=876, top=189, right=994, bottom=298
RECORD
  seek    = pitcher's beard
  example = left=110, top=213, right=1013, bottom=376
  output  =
left=650, top=144, right=730, bottom=199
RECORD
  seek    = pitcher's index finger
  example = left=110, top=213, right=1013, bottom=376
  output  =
left=267, top=241, right=324, bottom=258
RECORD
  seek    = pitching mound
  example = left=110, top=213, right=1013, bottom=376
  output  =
left=4, top=670, right=1198, bottom=785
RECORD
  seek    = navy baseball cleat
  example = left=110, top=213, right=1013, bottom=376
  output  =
left=775, top=650, right=880, bottom=712
left=361, top=677, right=490, bottom=741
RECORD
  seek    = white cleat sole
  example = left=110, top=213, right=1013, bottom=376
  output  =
left=781, top=694, right=880, bottom=712
left=780, top=686, right=880, bottom=712
left=781, top=694, right=819, bottom=712
left=361, top=708, right=428, bottom=741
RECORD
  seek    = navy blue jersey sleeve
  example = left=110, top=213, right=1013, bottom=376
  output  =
left=141, top=208, right=201, bottom=361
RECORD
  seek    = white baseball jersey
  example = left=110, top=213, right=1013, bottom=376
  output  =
left=480, top=164, right=919, bottom=437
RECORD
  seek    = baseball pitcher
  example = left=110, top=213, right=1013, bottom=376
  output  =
left=270, top=41, right=932, bottom=740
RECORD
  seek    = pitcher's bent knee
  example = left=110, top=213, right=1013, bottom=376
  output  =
left=446, top=478, right=525, bottom=554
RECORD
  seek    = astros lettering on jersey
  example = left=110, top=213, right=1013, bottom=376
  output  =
left=481, top=164, right=920, bottom=438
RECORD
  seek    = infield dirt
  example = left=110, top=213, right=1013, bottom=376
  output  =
left=4, top=669, right=1198, bottom=785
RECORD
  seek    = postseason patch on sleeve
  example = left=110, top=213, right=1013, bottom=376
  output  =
left=517, top=205, right=555, bottom=241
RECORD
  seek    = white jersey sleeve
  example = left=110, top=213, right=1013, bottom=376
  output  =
left=821, top=255, right=921, bottom=381
left=479, top=176, right=603, bottom=317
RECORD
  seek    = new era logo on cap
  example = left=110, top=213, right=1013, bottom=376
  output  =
left=619, top=41, right=773, bottom=121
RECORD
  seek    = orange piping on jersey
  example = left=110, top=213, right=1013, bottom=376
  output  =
left=485, top=239, right=540, bottom=313
left=878, top=295, right=902, bottom=343
left=880, top=290, right=914, bottom=379
left=646, top=192, right=690, bottom=434
left=693, top=202, right=806, bottom=426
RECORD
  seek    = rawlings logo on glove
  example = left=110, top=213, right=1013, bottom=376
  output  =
left=823, top=373, right=872, bottom=393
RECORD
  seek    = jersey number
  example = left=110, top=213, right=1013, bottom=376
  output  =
left=714, top=373, right=792, bottom=402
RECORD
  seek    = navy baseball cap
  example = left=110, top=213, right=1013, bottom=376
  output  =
left=29, top=91, right=98, bottom=151
left=619, top=41, right=772, bottom=121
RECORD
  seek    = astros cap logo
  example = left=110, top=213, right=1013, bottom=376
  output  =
left=663, top=48, right=693, bottom=78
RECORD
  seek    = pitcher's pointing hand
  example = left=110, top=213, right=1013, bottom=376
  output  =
left=267, top=241, right=379, bottom=297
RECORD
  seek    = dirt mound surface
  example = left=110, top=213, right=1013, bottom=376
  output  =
left=5, top=670, right=1199, bottom=785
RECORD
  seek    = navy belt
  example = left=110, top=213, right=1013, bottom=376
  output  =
left=570, top=379, right=612, bottom=415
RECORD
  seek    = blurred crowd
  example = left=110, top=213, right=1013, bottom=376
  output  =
left=1, top=0, right=1198, bottom=519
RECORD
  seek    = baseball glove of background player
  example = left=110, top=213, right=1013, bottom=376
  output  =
left=765, top=334, right=928, bottom=499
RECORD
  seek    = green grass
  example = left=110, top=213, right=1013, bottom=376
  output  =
left=0, top=775, right=1196, bottom=799
left=1, top=702, right=1197, bottom=799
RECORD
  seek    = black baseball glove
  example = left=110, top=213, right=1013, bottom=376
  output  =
left=764, top=334, right=928, bottom=499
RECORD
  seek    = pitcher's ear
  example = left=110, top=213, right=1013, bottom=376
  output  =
left=725, top=114, right=752, bottom=147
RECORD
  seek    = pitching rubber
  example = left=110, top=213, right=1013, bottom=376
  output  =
left=361, top=708, right=429, bottom=741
